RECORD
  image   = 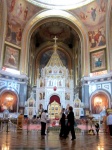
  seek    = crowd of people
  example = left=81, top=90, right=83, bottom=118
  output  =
left=40, top=106, right=76, bottom=140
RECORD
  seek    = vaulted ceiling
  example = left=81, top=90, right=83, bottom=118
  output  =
left=32, top=21, right=79, bottom=49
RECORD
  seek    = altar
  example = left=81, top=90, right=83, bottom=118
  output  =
left=36, top=37, right=74, bottom=118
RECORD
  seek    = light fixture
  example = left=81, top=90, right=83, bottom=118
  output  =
left=6, top=95, right=13, bottom=101
left=94, top=97, right=102, bottom=104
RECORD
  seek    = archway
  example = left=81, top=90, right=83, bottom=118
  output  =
left=0, top=90, right=18, bottom=112
left=21, top=9, right=89, bottom=77
left=48, top=95, right=61, bottom=119
left=91, top=92, right=109, bottom=114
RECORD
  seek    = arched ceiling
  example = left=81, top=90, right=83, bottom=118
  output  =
left=32, top=20, right=79, bottom=49
left=30, top=19, right=81, bottom=84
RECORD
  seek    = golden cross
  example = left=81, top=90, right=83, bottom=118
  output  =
left=53, top=36, right=58, bottom=44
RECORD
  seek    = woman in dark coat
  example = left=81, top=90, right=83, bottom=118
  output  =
left=59, top=108, right=66, bottom=137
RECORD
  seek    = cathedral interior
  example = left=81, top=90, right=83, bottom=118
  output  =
left=0, top=0, right=112, bottom=149
left=0, top=0, right=112, bottom=119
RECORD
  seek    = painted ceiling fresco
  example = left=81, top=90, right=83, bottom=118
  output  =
left=5, top=0, right=108, bottom=51
left=6, top=0, right=43, bottom=46
left=39, top=22, right=71, bottom=41
left=70, top=0, right=107, bottom=50
left=39, top=50, right=68, bottom=70
left=0, top=0, right=2, bottom=58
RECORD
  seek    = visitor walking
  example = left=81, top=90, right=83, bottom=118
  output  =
left=107, top=112, right=112, bottom=137
left=40, top=110, right=47, bottom=135
left=95, top=123, right=100, bottom=135
left=66, top=106, right=76, bottom=140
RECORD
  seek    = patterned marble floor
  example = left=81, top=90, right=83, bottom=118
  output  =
left=0, top=129, right=112, bottom=150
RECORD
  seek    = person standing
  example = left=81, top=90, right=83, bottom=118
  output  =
left=40, top=110, right=47, bottom=135
left=17, top=3, right=23, bottom=17
left=67, top=106, right=76, bottom=140
left=38, top=104, right=44, bottom=118
left=95, top=123, right=100, bottom=135
left=103, top=113, right=108, bottom=133
left=16, top=28, right=22, bottom=45
left=59, top=108, right=66, bottom=137
left=107, top=112, right=112, bottom=137
left=24, top=7, right=28, bottom=20
left=10, top=0, right=16, bottom=12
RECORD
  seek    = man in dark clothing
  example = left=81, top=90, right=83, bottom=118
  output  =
left=95, top=123, right=99, bottom=135
left=67, top=106, right=76, bottom=140
left=59, top=108, right=66, bottom=137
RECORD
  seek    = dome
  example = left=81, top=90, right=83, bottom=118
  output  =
left=27, top=0, right=94, bottom=9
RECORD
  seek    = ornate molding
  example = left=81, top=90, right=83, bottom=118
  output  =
left=26, top=0, right=94, bottom=10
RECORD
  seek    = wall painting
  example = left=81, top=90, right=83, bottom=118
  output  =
left=90, top=48, right=106, bottom=73
left=3, top=44, right=20, bottom=70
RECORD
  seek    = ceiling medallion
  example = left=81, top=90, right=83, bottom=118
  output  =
left=27, top=0, right=94, bottom=10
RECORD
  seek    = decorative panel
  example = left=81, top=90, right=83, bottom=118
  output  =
left=89, top=84, right=97, bottom=95
left=0, top=81, right=7, bottom=89
left=102, top=83, right=111, bottom=94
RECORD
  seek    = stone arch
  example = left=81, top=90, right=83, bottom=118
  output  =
left=90, top=90, right=111, bottom=114
left=21, top=9, right=89, bottom=77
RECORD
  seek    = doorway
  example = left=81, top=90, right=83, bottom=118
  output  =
left=48, top=95, right=61, bottom=119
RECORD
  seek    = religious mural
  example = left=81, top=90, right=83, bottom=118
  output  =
left=6, top=0, right=43, bottom=46
left=38, top=22, right=71, bottom=41
left=0, top=91, right=17, bottom=113
left=3, top=44, right=20, bottom=70
left=0, top=0, right=2, bottom=58
left=5, top=0, right=107, bottom=49
left=65, top=93, right=70, bottom=100
left=110, top=6, right=112, bottom=50
left=39, top=50, right=68, bottom=71
left=70, top=0, right=107, bottom=50
left=90, top=48, right=106, bottom=72
left=91, top=93, right=109, bottom=114
left=88, top=25, right=106, bottom=49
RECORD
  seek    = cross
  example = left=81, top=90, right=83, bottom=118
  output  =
left=53, top=36, right=58, bottom=44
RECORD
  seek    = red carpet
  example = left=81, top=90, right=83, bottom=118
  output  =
left=22, top=124, right=102, bottom=131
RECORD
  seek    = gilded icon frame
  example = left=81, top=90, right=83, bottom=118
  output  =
left=90, top=48, right=106, bottom=72
left=3, top=44, right=20, bottom=70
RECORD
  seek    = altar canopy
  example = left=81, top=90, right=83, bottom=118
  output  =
left=36, top=37, right=74, bottom=118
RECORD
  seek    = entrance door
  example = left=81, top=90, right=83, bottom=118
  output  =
left=48, top=101, right=61, bottom=119
left=48, top=95, right=61, bottom=119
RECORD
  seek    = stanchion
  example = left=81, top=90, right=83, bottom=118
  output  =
left=27, top=118, right=29, bottom=134
left=6, top=119, right=9, bottom=133
left=0, top=120, right=2, bottom=130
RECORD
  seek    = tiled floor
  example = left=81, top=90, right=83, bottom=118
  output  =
left=0, top=128, right=112, bottom=150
